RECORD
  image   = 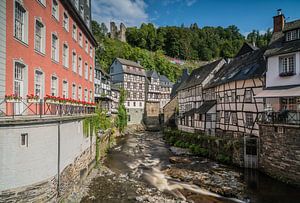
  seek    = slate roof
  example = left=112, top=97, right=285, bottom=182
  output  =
left=114, top=58, right=146, bottom=77
left=116, top=58, right=144, bottom=69
left=159, top=75, right=174, bottom=87
left=205, top=48, right=266, bottom=89
left=196, top=101, right=216, bottom=114
left=235, top=42, right=258, bottom=57
left=178, top=59, right=223, bottom=91
left=265, top=20, right=300, bottom=57
left=111, top=84, right=120, bottom=91
left=170, top=69, right=189, bottom=98
left=146, top=70, right=159, bottom=78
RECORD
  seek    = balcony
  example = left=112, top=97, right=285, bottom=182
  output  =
left=0, top=97, right=96, bottom=121
left=259, top=111, right=300, bottom=125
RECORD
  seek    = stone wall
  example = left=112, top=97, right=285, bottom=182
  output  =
left=144, top=102, right=160, bottom=130
left=259, top=124, right=300, bottom=185
left=163, top=96, right=178, bottom=127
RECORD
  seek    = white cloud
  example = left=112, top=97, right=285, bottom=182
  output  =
left=186, top=0, right=196, bottom=6
left=92, top=0, right=149, bottom=28
left=162, top=0, right=197, bottom=7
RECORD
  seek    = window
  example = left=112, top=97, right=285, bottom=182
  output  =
left=52, top=0, right=59, bottom=20
left=21, top=133, right=28, bottom=147
left=78, top=56, right=82, bottom=76
left=63, top=12, right=69, bottom=31
left=246, top=113, right=253, bottom=128
left=78, top=86, right=82, bottom=100
left=62, top=80, right=68, bottom=98
left=279, top=55, right=296, bottom=76
left=89, top=67, right=93, bottom=81
left=34, top=70, right=44, bottom=98
left=80, top=5, right=84, bottom=17
left=51, top=34, right=59, bottom=61
left=85, top=40, right=88, bottom=53
left=34, top=20, right=45, bottom=54
left=72, top=84, right=76, bottom=99
left=84, top=63, right=88, bottom=79
left=62, top=43, right=69, bottom=68
left=37, top=0, right=46, bottom=6
left=285, top=30, right=299, bottom=41
left=127, top=102, right=130, bottom=107
left=72, top=51, right=77, bottom=72
left=232, top=112, right=238, bottom=125
left=14, top=1, right=28, bottom=43
left=84, top=89, right=88, bottom=101
left=14, top=62, right=25, bottom=98
left=72, top=24, right=77, bottom=40
left=51, top=76, right=58, bottom=96
left=79, top=32, right=83, bottom=47
left=224, top=111, right=230, bottom=124
left=86, top=16, right=90, bottom=27
left=244, top=90, right=252, bottom=103
left=90, top=46, right=93, bottom=57
left=231, top=91, right=236, bottom=102
left=206, top=114, right=212, bottom=122
left=89, top=90, right=93, bottom=102
left=224, top=92, right=229, bottom=103
left=216, top=111, right=221, bottom=122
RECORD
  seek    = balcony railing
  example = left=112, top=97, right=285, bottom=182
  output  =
left=258, top=111, right=300, bottom=125
left=0, top=98, right=96, bottom=120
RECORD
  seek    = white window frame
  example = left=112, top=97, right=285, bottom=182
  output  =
left=84, top=62, right=88, bottom=80
left=89, top=46, right=93, bottom=57
left=63, top=11, right=69, bottom=31
left=34, top=69, right=44, bottom=99
left=72, top=83, right=77, bottom=99
left=78, top=56, right=82, bottom=76
left=89, top=66, right=93, bottom=82
left=72, top=23, right=77, bottom=41
left=79, top=32, right=83, bottom=47
left=62, top=43, right=69, bottom=68
left=51, top=33, right=59, bottom=62
left=62, top=80, right=68, bottom=98
left=85, top=40, right=88, bottom=53
left=52, top=0, right=59, bottom=21
left=89, top=90, right=93, bottom=102
left=51, top=75, right=58, bottom=96
left=84, top=88, right=88, bottom=102
left=72, top=50, right=77, bottom=72
left=34, top=18, right=46, bottom=54
left=14, top=0, right=29, bottom=44
left=78, top=86, right=82, bottom=101
left=279, top=55, right=296, bottom=75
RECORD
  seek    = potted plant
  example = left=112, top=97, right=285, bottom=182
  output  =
left=27, top=94, right=40, bottom=103
left=5, top=94, right=21, bottom=103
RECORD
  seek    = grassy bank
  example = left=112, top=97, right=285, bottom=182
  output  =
left=163, top=128, right=243, bottom=165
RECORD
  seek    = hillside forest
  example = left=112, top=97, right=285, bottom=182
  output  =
left=92, top=21, right=272, bottom=82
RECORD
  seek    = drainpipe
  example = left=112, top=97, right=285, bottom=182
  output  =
left=57, top=121, right=61, bottom=197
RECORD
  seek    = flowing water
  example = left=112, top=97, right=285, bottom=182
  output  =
left=81, top=131, right=300, bottom=203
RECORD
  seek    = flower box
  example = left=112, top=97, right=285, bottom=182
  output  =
left=27, top=98, right=40, bottom=103
left=6, top=98, right=20, bottom=103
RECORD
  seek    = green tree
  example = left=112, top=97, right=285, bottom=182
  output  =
left=117, top=88, right=127, bottom=133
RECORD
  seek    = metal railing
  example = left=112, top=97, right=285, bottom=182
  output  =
left=258, top=111, right=300, bottom=125
left=0, top=99, right=96, bottom=120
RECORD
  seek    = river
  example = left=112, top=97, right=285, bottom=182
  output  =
left=81, top=131, right=300, bottom=203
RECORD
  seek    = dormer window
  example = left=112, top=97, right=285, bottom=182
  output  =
left=285, top=29, right=300, bottom=41
left=279, top=55, right=296, bottom=76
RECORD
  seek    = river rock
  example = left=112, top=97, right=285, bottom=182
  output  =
left=163, top=167, right=245, bottom=199
left=169, top=156, right=192, bottom=164
left=169, top=147, right=191, bottom=156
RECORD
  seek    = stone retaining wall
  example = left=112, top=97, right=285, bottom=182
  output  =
left=259, top=124, right=300, bottom=185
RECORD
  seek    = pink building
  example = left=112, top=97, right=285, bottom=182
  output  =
left=1, top=0, right=97, bottom=115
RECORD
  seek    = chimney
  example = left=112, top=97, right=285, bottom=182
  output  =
left=273, top=9, right=285, bottom=32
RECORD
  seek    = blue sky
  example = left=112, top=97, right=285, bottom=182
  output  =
left=92, top=0, right=300, bottom=36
